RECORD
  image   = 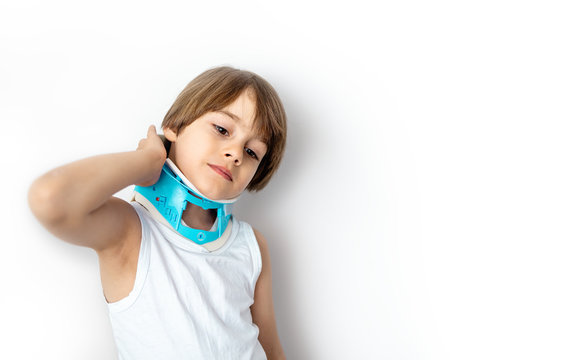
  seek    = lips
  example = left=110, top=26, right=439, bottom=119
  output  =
left=208, top=164, right=233, bottom=181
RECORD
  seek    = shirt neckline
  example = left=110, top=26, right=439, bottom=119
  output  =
left=133, top=201, right=239, bottom=255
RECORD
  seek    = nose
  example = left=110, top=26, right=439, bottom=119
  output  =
left=224, top=147, right=242, bottom=165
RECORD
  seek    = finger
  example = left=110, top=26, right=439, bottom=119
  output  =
left=147, top=125, right=157, bottom=137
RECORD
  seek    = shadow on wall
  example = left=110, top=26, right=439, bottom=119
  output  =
left=235, top=94, right=315, bottom=359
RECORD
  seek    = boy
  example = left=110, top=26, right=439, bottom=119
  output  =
left=28, top=66, right=287, bottom=359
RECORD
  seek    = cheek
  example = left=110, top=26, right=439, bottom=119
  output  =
left=238, top=163, right=259, bottom=184
left=177, top=135, right=209, bottom=159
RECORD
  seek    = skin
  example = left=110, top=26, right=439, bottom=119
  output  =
left=28, top=89, right=285, bottom=359
left=163, top=88, right=268, bottom=230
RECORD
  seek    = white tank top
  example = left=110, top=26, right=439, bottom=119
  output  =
left=106, top=201, right=267, bottom=360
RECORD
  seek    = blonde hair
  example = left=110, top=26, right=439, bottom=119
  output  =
left=161, top=66, right=287, bottom=192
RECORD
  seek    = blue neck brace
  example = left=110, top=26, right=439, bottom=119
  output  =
left=134, top=162, right=234, bottom=245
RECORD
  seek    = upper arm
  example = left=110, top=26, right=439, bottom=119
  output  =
left=28, top=168, right=144, bottom=304
left=28, top=171, right=140, bottom=252
left=251, top=228, right=286, bottom=360
left=30, top=191, right=143, bottom=303
left=28, top=181, right=141, bottom=254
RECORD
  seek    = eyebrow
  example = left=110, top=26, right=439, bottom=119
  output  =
left=217, top=110, right=241, bottom=122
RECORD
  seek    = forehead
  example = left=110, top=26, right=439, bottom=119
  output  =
left=216, top=90, right=269, bottom=144
left=219, top=89, right=256, bottom=122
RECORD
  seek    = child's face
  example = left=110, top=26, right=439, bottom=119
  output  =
left=164, top=89, right=268, bottom=201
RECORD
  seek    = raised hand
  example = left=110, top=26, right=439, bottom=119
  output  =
left=135, top=125, right=167, bottom=187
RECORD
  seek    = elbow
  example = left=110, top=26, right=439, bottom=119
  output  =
left=28, top=175, right=68, bottom=227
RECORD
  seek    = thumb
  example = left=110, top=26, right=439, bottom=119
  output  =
left=147, top=125, right=157, bottom=138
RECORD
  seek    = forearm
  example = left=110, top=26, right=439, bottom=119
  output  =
left=29, top=149, right=163, bottom=224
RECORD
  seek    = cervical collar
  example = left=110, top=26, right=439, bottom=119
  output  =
left=133, top=159, right=239, bottom=245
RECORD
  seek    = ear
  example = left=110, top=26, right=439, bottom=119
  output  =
left=163, top=127, right=178, bottom=142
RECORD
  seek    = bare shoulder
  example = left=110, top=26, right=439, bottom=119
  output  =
left=93, top=197, right=142, bottom=256
left=252, top=227, right=269, bottom=253
left=251, top=227, right=273, bottom=282
left=251, top=226, right=272, bottom=282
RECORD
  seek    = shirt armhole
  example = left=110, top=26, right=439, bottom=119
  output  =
left=247, top=223, right=263, bottom=289
left=106, top=201, right=152, bottom=313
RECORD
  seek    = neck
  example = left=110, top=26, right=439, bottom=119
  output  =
left=182, top=203, right=217, bottom=230
left=131, top=191, right=232, bottom=252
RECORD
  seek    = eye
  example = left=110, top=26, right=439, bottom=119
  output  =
left=214, top=125, right=228, bottom=136
left=245, top=148, right=258, bottom=159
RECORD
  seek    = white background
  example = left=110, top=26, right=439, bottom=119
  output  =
left=1, top=1, right=583, bottom=359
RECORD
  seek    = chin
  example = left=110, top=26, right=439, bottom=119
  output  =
left=195, top=184, right=231, bottom=201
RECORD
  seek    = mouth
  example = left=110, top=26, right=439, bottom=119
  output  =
left=208, top=164, right=233, bottom=181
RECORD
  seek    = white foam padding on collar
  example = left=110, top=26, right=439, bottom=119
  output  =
left=165, top=158, right=240, bottom=204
